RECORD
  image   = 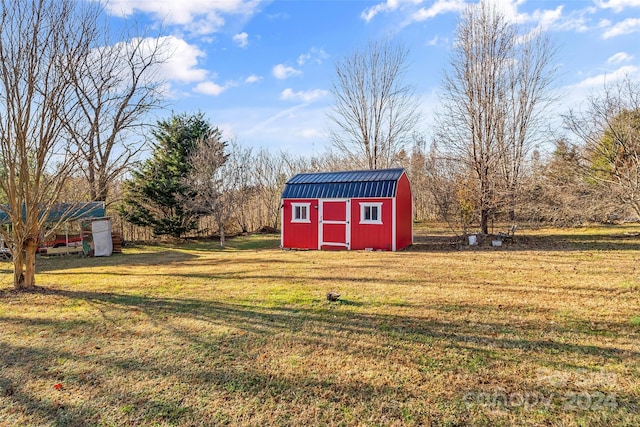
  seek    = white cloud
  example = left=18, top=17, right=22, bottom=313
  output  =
left=233, top=32, right=249, bottom=48
left=158, top=36, right=208, bottom=83
left=571, top=65, right=639, bottom=89
left=599, top=18, right=613, bottom=28
left=360, top=0, right=631, bottom=40
left=116, top=35, right=266, bottom=98
left=272, top=64, right=302, bottom=80
left=280, top=88, right=329, bottom=102
left=562, top=64, right=640, bottom=114
left=530, top=5, right=563, bottom=30
left=194, top=81, right=228, bottom=96
left=99, top=36, right=207, bottom=87
left=378, top=0, right=566, bottom=33
left=123, top=36, right=244, bottom=98
left=297, top=128, right=324, bottom=139
left=493, top=0, right=531, bottom=24
left=596, top=0, right=640, bottom=13
left=101, top=0, right=262, bottom=35
left=361, top=0, right=408, bottom=22
left=602, top=18, right=640, bottom=38
left=297, top=47, right=329, bottom=66
left=297, top=53, right=310, bottom=66
left=505, top=2, right=583, bottom=41
left=426, top=35, right=441, bottom=46
left=607, top=52, right=633, bottom=64
left=412, top=0, right=466, bottom=22
left=489, top=0, right=567, bottom=30
left=552, top=8, right=593, bottom=33
left=515, top=5, right=564, bottom=42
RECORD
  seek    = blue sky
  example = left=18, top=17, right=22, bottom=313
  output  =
left=102, top=0, right=640, bottom=156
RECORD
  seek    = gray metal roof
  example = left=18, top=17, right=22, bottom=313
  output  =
left=0, top=201, right=106, bottom=224
left=282, top=168, right=404, bottom=199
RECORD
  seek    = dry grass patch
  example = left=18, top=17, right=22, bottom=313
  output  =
left=0, top=228, right=638, bottom=426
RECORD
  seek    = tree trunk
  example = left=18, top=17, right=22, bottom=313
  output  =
left=633, top=202, right=640, bottom=220
left=14, top=238, right=38, bottom=290
left=480, top=208, right=489, bottom=235
left=508, top=184, right=517, bottom=221
left=13, top=247, right=26, bottom=289
left=96, top=174, right=109, bottom=203
left=96, top=186, right=108, bottom=204
left=219, top=222, right=225, bottom=248
left=508, top=192, right=516, bottom=221
left=88, top=151, right=97, bottom=201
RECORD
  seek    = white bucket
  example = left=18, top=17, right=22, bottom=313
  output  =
left=468, top=235, right=477, bottom=246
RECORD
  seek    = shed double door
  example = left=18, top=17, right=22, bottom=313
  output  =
left=319, top=200, right=350, bottom=250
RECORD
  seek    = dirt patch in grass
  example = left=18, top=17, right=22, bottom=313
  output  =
left=0, top=230, right=638, bottom=426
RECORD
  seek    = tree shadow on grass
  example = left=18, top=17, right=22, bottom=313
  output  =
left=1, top=289, right=637, bottom=425
left=0, top=337, right=423, bottom=426
left=32, top=250, right=199, bottom=273
left=0, top=343, right=114, bottom=427
left=179, top=234, right=281, bottom=252
left=31, top=249, right=303, bottom=275
left=39, top=289, right=640, bottom=361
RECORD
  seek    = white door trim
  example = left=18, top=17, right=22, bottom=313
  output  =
left=318, top=199, right=350, bottom=250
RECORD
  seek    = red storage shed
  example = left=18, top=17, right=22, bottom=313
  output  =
left=281, top=168, right=413, bottom=251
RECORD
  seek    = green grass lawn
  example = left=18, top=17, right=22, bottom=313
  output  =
left=0, top=226, right=638, bottom=426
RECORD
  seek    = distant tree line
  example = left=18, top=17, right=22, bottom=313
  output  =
left=115, top=81, right=640, bottom=242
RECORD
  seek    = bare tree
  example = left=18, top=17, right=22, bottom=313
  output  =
left=228, top=146, right=256, bottom=234
left=68, top=29, right=168, bottom=204
left=436, top=0, right=557, bottom=233
left=0, top=0, right=100, bottom=289
left=402, top=134, right=438, bottom=221
left=253, top=148, right=304, bottom=229
left=423, top=144, right=460, bottom=230
left=328, top=38, right=420, bottom=170
left=565, top=77, right=640, bottom=218
left=217, top=143, right=255, bottom=241
left=498, top=31, right=557, bottom=219
left=519, top=140, right=611, bottom=225
left=181, top=130, right=255, bottom=247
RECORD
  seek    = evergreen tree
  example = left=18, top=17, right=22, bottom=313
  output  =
left=119, top=113, right=211, bottom=238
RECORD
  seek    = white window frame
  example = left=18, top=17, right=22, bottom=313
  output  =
left=360, top=202, right=383, bottom=225
left=291, top=202, right=311, bottom=223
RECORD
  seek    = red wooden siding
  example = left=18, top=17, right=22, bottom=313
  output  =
left=282, top=199, right=318, bottom=249
left=322, top=224, right=347, bottom=247
left=322, top=200, right=346, bottom=221
left=395, top=173, right=413, bottom=250
left=349, top=198, right=393, bottom=250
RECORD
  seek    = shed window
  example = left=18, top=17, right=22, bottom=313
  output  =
left=360, top=203, right=382, bottom=224
left=291, top=203, right=311, bottom=223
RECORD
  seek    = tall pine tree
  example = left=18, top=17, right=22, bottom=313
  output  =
left=119, top=113, right=211, bottom=238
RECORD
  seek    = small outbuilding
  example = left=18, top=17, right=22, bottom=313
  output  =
left=281, top=168, right=413, bottom=251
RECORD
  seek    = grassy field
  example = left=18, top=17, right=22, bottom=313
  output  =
left=0, top=225, right=638, bottom=426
